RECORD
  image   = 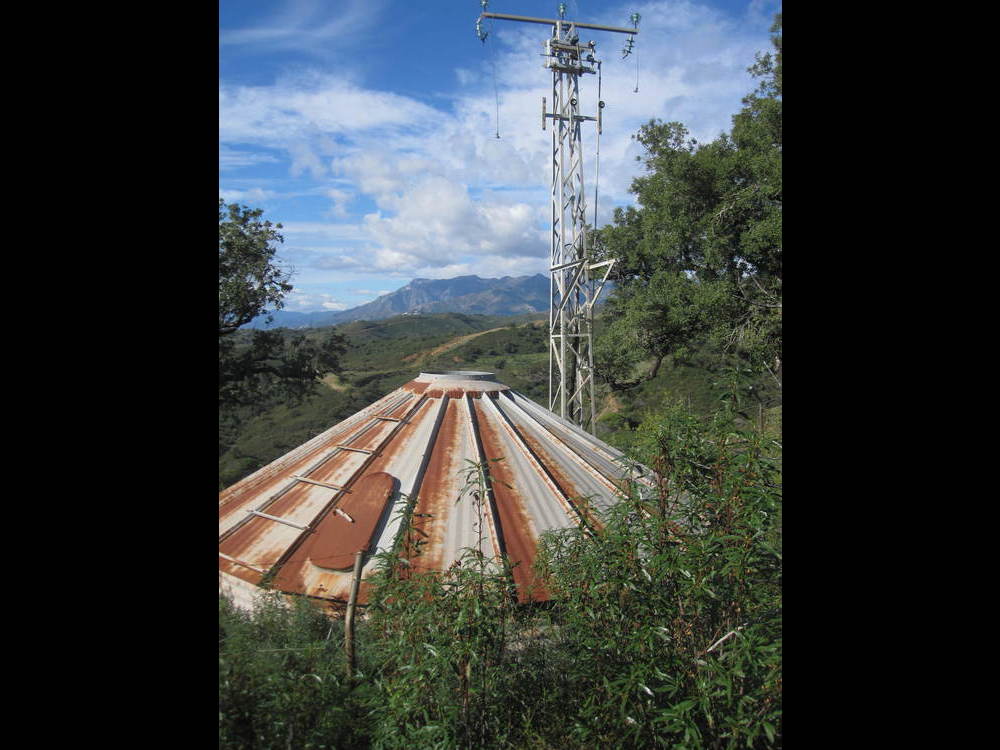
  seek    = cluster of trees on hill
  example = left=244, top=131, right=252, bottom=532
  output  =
left=219, top=199, right=348, bottom=446
left=594, top=15, right=781, bottom=394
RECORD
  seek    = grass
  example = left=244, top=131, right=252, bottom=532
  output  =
left=320, top=372, right=350, bottom=391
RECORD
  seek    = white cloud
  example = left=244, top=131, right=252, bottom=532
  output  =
left=219, top=187, right=279, bottom=204
left=219, top=145, right=280, bottom=171
left=284, top=290, right=349, bottom=312
left=331, top=151, right=440, bottom=206
left=282, top=246, right=366, bottom=272
left=359, top=175, right=546, bottom=266
left=220, top=0, right=780, bottom=304
left=219, top=73, right=446, bottom=148
left=278, top=221, right=369, bottom=242
left=372, top=248, right=421, bottom=272
left=324, top=188, right=353, bottom=218
left=288, top=140, right=329, bottom=179
left=219, top=0, right=386, bottom=55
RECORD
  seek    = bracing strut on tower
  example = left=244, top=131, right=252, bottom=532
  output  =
left=475, top=3, right=639, bottom=435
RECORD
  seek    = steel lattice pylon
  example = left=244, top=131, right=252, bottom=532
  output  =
left=476, top=8, right=637, bottom=434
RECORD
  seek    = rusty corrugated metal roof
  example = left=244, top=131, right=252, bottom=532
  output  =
left=219, top=370, right=652, bottom=607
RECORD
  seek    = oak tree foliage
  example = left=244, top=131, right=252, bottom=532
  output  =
left=219, top=328, right=347, bottom=409
left=594, top=15, right=781, bottom=390
left=218, top=199, right=347, bottom=410
left=219, top=198, right=292, bottom=336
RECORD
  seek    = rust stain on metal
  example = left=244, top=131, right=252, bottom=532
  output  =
left=518, top=429, right=603, bottom=531
left=424, top=387, right=507, bottom=399
left=363, top=401, right=425, bottom=476
left=219, top=525, right=297, bottom=584
left=385, top=396, right=415, bottom=419
left=345, top=421, right=394, bottom=453
left=307, top=450, right=364, bottom=486
left=308, top=472, right=395, bottom=570
left=218, top=556, right=263, bottom=585
left=219, top=393, right=398, bottom=514
left=220, top=371, right=647, bottom=611
left=219, top=514, right=274, bottom=559
left=268, top=472, right=392, bottom=593
left=472, top=400, right=549, bottom=603
left=257, top=481, right=319, bottom=521
left=266, top=396, right=428, bottom=597
left=504, top=392, right=625, bottom=498
left=406, top=397, right=461, bottom=575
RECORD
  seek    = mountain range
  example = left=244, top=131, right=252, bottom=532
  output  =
left=245, top=274, right=551, bottom=330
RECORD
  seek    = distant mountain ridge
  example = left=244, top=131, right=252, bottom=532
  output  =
left=245, top=274, right=550, bottom=330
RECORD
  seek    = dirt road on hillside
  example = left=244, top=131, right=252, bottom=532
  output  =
left=403, top=327, right=508, bottom=365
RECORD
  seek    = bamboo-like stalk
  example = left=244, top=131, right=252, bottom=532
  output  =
left=345, top=550, right=364, bottom=679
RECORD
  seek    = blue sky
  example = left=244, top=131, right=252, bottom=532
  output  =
left=219, top=0, right=781, bottom=313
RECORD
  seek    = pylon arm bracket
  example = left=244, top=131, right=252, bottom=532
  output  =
left=546, top=65, right=597, bottom=75
left=586, top=258, right=617, bottom=314
left=551, top=258, right=584, bottom=272
left=545, top=113, right=597, bottom=122
left=553, top=261, right=589, bottom=320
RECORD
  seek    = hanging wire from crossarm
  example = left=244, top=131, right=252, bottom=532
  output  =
left=477, top=0, right=501, bottom=138
left=623, top=12, right=640, bottom=93
left=593, top=60, right=602, bottom=231
left=632, top=13, right=640, bottom=92
left=489, top=18, right=500, bottom=137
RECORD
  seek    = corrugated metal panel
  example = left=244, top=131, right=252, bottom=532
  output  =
left=219, top=370, right=650, bottom=608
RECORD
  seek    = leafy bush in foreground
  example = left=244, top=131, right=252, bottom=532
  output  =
left=219, top=407, right=781, bottom=749
left=534, top=405, right=782, bottom=747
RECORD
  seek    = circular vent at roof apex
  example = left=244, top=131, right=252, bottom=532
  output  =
left=417, top=371, right=498, bottom=381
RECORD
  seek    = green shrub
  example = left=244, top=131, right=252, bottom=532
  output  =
left=218, top=411, right=781, bottom=748
left=535, top=405, right=782, bottom=747
left=219, top=593, right=372, bottom=749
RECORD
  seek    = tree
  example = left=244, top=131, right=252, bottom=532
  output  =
left=218, top=199, right=347, bottom=412
left=219, top=199, right=292, bottom=336
left=594, top=15, right=782, bottom=389
left=219, top=329, right=347, bottom=409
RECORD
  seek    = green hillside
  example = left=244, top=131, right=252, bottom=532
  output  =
left=219, top=311, right=780, bottom=490
left=219, top=313, right=546, bottom=488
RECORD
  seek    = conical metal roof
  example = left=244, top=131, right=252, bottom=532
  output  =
left=219, top=370, right=650, bottom=609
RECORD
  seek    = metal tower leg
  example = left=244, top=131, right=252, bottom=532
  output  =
left=546, top=25, right=596, bottom=433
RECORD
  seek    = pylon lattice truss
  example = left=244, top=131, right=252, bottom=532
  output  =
left=479, top=8, right=636, bottom=434
left=545, top=25, right=604, bottom=434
